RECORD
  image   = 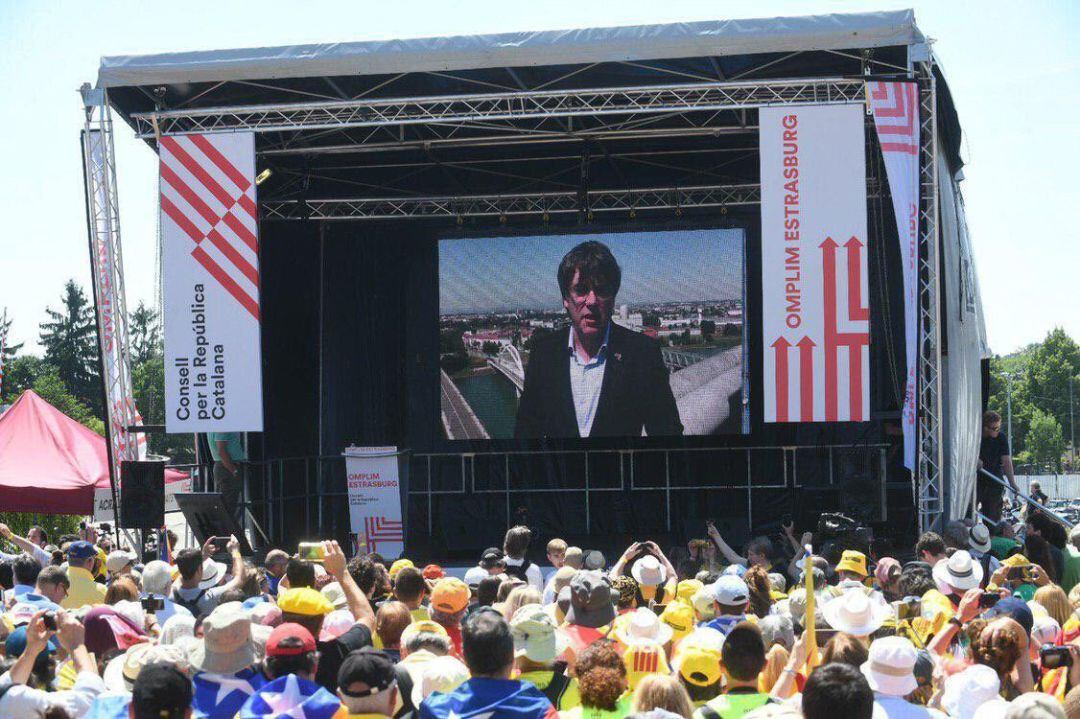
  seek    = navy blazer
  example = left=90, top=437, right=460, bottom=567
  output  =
left=514, top=323, right=683, bottom=438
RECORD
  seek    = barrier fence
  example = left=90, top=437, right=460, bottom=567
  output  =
left=166, top=443, right=894, bottom=551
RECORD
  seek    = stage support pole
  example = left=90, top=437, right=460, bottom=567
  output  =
left=80, top=85, right=137, bottom=537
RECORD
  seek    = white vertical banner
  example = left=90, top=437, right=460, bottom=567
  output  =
left=868, top=81, right=920, bottom=470
left=161, top=132, right=263, bottom=432
left=760, top=104, right=870, bottom=423
left=344, top=447, right=405, bottom=558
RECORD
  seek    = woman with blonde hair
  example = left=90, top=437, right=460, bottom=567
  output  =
left=630, top=674, right=694, bottom=719
left=502, top=585, right=542, bottom=621
left=104, top=575, right=139, bottom=605
left=1033, top=583, right=1071, bottom=626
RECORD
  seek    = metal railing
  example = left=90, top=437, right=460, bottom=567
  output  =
left=977, top=468, right=1072, bottom=529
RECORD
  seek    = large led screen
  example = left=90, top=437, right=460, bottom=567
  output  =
left=439, top=229, right=747, bottom=439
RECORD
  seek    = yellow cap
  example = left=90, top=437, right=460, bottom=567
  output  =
left=400, top=619, right=449, bottom=648
left=431, top=578, right=470, bottom=614
left=676, top=645, right=723, bottom=687
left=835, top=550, right=868, bottom=577
left=660, top=601, right=695, bottom=641
left=390, top=559, right=415, bottom=577
left=675, top=580, right=704, bottom=604
left=623, top=642, right=671, bottom=689
left=278, top=587, right=334, bottom=616
left=1001, top=553, right=1031, bottom=568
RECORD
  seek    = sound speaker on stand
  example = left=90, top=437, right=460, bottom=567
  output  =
left=119, top=460, right=165, bottom=530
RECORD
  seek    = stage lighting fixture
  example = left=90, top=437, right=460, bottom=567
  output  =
left=255, top=168, right=272, bottom=186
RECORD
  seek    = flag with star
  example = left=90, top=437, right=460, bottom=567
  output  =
left=239, top=673, right=347, bottom=718
left=193, top=668, right=265, bottom=718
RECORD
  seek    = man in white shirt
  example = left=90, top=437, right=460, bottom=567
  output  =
left=141, top=559, right=192, bottom=625
left=502, top=526, right=544, bottom=591
left=0, top=524, right=52, bottom=566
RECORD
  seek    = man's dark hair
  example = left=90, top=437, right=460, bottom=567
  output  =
left=983, top=410, right=1002, bottom=427
left=348, top=554, right=380, bottom=596
left=286, top=558, right=316, bottom=589
left=802, top=663, right=874, bottom=719
left=13, top=554, right=41, bottom=587
left=37, top=565, right=70, bottom=591
left=1027, top=509, right=1067, bottom=549
left=476, top=575, right=502, bottom=606
left=898, top=568, right=935, bottom=598
left=915, top=532, right=945, bottom=559
left=175, top=548, right=203, bottom=581
left=0, top=562, right=11, bottom=592
left=503, top=525, right=532, bottom=559
left=265, top=650, right=319, bottom=679
left=557, top=241, right=621, bottom=300
left=29, top=526, right=48, bottom=544
left=461, top=609, right=514, bottom=677
left=131, top=663, right=193, bottom=719
left=720, top=622, right=767, bottom=681
left=394, top=566, right=426, bottom=603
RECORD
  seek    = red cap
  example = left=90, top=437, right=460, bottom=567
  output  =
left=422, top=564, right=445, bottom=580
left=266, top=622, right=316, bottom=657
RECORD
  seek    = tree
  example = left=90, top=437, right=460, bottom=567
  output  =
left=130, top=301, right=162, bottom=365
left=1, top=355, right=48, bottom=404
left=1024, top=328, right=1079, bottom=435
left=1026, top=408, right=1065, bottom=472
left=481, top=341, right=501, bottom=356
left=39, top=280, right=100, bottom=415
left=700, top=320, right=716, bottom=341
left=0, top=309, right=24, bottom=373
left=30, top=369, right=104, bottom=436
left=132, top=356, right=194, bottom=464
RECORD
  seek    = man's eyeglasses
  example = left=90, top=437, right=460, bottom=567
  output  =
left=569, top=282, right=615, bottom=301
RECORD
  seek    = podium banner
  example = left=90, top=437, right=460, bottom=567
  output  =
left=344, top=447, right=405, bottom=558
left=760, top=104, right=870, bottom=423
left=161, top=132, right=263, bottom=432
left=868, top=81, right=920, bottom=470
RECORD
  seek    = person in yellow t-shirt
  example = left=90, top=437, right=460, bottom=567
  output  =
left=394, top=566, right=432, bottom=621
left=61, top=541, right=106, bottom=609
left=511, top=604, right=581, bottom=711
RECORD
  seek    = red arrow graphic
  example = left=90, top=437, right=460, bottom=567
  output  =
left=771, top=336, right=791, bottom=422
left=820, top=237, right=839, bottom=422
left=797, top=335, right=816, bottom=422
left=844, top=236, right=870, bottom=322
left=849, top=345, right=864, bottom=421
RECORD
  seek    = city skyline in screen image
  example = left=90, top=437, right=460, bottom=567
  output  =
left=438, top=228, right=746, bottom=440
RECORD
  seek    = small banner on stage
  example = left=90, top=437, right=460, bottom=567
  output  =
left=760, top=104, right=870, bottom=423
left=160, top=132, right=263, bottom=432
left=344, top=447, right=405, bottom=558
left=868, top=81, right=920, bottom=470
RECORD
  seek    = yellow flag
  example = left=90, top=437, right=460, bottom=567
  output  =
left=803, top=550, right=822, bottom=672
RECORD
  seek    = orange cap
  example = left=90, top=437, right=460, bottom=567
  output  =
left=431, top=577, right=470, bottom=614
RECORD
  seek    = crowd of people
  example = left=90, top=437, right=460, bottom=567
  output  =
left=0, top=505, right=1079, bottom=719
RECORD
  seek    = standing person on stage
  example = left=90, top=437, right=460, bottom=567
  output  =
left=977, top=410, right=1019, bottom=523
left=209, top=431, right=246, bottom=524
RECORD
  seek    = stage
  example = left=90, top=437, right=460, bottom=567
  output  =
left=81, top=10, right=988, bottom=560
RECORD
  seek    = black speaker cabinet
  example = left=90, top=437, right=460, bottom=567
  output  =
left=119, top=460, right=165, bottom=529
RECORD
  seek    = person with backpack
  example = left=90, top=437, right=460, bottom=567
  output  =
left=503, top=526, right=544, bottom=591
left=171, top=535, right=246, bottom=618
left=510, top=604, right=581, bottom=711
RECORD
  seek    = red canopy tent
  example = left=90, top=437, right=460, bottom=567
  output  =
left=0, top=390, right=185, bottom=515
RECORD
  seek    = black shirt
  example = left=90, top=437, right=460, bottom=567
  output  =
left=315, top=623, right=373, bottom=691
left=979, top=432, right=1010, bottom=477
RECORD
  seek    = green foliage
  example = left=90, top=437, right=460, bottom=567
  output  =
left=987, top=327, right=1077, bottom=467
left=0, top=513, right=82, bottom=542
left=130, top=301, right=162, bottom=365
left=132, top=356, right=195, bottom=463
left=1027, top=408, right=1065, bottom=471
left=1, top=355, right=47, bottom=404
left=1, top=309, right=24, bottom=370
left=31, top=369, right=104, bottom=435
left=39, top=280, right=100, bottom=416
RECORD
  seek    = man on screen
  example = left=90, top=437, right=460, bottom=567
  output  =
left=514, top=240, right=683, bottom=438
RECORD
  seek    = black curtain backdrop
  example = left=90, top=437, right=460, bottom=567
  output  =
left=257, top=209, right=914, bottom=558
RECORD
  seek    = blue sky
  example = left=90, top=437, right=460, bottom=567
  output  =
left=440, top=229, right=744, bottom=315
left=1, top=1, right=1077, bottom=355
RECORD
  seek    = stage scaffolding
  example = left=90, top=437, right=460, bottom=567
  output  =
left=82, top=65, right=946, bottom=535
